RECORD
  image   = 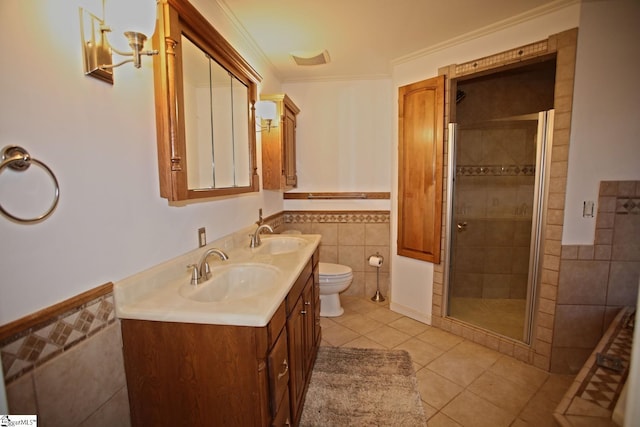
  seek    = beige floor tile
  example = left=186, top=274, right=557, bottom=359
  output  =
left=321, top=323, right=360, bottom=346
left=341, top=335, right=386, bottom=350
left=538, top=373, right=575, bottom=404
left=428, top=412, right=463, bottom=427
left=364, top=324, right=411, bottom=348
left=427, top=353, right=487, bottom=387
left=388, top=316, right=431, bottom=336
left=393, top=337, right=445, bottom=367
left=319, top=316, right=339, bottom=329
left=509, top=418, right=531, bottom=427
left=421, top=401, right=439, bottom=420
left=341, top=296, right=380, bottom=313
left=364, top=306, right=404, bottom=324
left=416, top=327, right=465, bottom=351
left=467, top=371, right=536, bottom=415
left=320, top=297, right=575, bottom=427
left=518, top=391, right=563, bottom=427
left=442, top=390, right=515, bottom=427
left=489, top=355, right=548, bottom=391
left=415, top=368, right=463, bottom=410
left=332, top=313, right=383, bottom=334
left=447, top=341, right=501, bottom=369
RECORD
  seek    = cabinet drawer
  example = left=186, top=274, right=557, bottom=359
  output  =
left=268, top=328, right=289, bottom=417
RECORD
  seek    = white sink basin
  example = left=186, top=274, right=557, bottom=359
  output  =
left=257, top=236, right=308, bottom=255
left=180, top=263, right=281, bottom=303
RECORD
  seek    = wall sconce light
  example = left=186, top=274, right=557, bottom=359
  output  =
left=256, top=101, right=278, bottom=132
left=79, top=0, right=158, bottom=84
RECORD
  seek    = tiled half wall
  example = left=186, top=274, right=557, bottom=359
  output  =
left=281, top=211, right=391, bottom=299
left=551, top=180, right=640, bottom=373
left=0, top=284, right=129, bottom=426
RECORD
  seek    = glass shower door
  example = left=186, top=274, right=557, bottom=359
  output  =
left=446, top=111, right=553, bottom=342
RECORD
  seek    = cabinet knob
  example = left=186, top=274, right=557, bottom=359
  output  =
left=304, top=301, right=311, bottom=306
left=300, top=310, right=307, bottom=315
left=277, top=359, right=289, bottom=380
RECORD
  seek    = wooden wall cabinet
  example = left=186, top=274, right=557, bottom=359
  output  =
left=121, top=249, right=320, bottom=426
left=261, top=94, right=300, bottom=191
left=397, top=75, right=445, bottom=264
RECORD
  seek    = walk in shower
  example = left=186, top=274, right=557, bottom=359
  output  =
left=445, top=60, right=556, bottom=342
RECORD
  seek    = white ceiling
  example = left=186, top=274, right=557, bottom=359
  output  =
left=219, top=0, right=574, bottom=82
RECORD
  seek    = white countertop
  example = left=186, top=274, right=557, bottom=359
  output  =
left=113, top=234, right=321, bottom=327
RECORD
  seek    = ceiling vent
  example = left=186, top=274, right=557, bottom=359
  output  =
left=291, top=50, right=330, bottom=66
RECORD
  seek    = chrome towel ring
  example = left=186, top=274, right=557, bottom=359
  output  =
left=0, top=145, right=60, bottom=223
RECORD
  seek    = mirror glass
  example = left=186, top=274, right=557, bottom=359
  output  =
left=182, top=35, right=250, bottom=190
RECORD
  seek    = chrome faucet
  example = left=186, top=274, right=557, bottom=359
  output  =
left=191, top=248, right=229, bottom=284
left=250, top=224, right=274, bottom=248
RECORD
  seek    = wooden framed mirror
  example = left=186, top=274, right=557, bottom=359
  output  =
left=153, top=0, right=261, bottom=201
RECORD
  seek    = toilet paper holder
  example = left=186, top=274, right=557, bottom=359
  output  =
left=368, top=253, right=385, bottom=302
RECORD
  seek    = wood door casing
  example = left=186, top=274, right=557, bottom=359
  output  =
left=397, top=75, right=445, bottom=263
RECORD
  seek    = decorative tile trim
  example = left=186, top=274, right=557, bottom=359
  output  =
left=284, top=210, right=390, bottom=224
left=455, top=40, right=548, bottom=76
left=456, top=164, right=535, bottom=177
left=555, top=307, right=634, bottom=424
left=0, top=284, right=115, bottom=384
left=616, top=197, right=640, bottom=214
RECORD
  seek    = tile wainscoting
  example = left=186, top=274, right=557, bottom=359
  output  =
left=551, top=180, right=640, bottom=373
left=281, top=211, right=391, bottom=300
left=0, top=284, right=129, bottom=426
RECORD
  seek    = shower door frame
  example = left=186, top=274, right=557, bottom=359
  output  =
left=443, top=110, right=554, bottom=344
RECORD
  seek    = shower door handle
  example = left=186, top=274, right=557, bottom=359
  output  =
left=457, top=222, right=468, bottom=231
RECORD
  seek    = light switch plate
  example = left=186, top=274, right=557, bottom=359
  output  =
left=198, top=227, right=206, bottom=247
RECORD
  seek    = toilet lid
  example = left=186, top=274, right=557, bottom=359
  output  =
left=319, top=262, right=352, bottom=276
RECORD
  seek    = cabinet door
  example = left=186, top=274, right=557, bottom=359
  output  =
left=268, top=328, right=290, bottom=418
left=302, top=277, right=315, bottom=372
left=397, top=75, right=445, bottom=263
left=282, top=104, right=297, bottom=188
left=287, top=295, right=306, bottom=421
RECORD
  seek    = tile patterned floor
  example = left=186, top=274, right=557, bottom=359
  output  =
left=320, top=296, right=575, bottom=427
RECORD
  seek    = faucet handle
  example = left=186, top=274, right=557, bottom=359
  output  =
left=201, top=261, right=211, bottom=280
left=187, top=264, right=200, bottom=285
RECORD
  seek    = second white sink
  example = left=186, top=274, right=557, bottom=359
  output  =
left=257, top=236, right=308, bottom=255
left=180, top=263, right=281, bottom=303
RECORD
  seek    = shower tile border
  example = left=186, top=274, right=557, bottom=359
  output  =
left=0, top=283, right=115, bottom=384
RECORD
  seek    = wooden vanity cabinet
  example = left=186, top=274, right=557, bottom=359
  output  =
left=261, top=94, right=300, bottom=191
left=286, top=249, right=321, bottom=425
left=121, top=250, right=320, bottom=427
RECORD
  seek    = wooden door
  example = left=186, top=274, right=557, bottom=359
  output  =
left=397, top=75, right=445, bottom=263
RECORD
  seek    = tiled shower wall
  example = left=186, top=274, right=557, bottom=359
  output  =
left=282, top=211, right=391, bottom=299
left=0, top=285, right=130, bottom=426
left=551, top=180, right=640, bottom=373
left=452, top=123, right=538, bottom=299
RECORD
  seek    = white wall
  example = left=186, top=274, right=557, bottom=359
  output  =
left=281, top=79, right=393, bottom=212
left=390, top=3, right=582, bottom=321
left=563, top=0, right=640, bottom=244
left=0, top=0, right=282, bottom=324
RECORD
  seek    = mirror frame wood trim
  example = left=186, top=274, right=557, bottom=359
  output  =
left=153, top=0, right=262, bottom=201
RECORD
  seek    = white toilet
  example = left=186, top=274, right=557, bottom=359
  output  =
left=318, top=262, right=353, bottom=317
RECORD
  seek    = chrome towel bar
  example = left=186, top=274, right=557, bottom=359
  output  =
left=0, top=145, right=59, bottom=223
